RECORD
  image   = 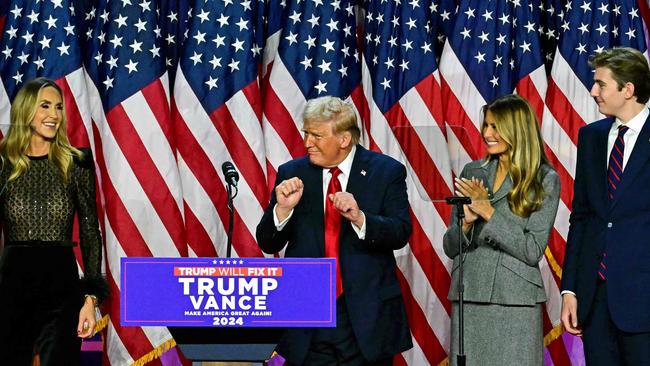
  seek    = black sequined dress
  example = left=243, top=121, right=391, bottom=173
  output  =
left=0, top=148, right=107, bottom=365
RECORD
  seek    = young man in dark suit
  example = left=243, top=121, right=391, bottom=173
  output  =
left=257, top=96, right=413, bottom=365
left=561, top=47, right=650, bottom=365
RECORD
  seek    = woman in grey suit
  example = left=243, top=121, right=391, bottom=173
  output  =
left=443, top=94, right=561, bottom=365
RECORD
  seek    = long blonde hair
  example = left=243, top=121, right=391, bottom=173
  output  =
left=0, top=77, right=80, bottom=182
left=482, top=94, right=551, bottom=217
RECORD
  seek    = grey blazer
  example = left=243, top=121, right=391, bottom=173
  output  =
left=443, top=158, right=561, bottom=305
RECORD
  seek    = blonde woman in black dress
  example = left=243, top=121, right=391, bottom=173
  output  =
left=0, top=77, right=107, bottom=365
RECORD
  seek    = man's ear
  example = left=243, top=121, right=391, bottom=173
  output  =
left=339, top=131, right=352, bottom=149
left=624, top=82, right=636, bottom=100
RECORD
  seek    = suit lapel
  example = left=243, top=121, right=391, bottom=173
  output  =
left=611, top=113, right=650, bottom=209
left=589, top=119, right=612, bottom=213
left=341, top=146, right=369, bottom=240
left=304, top=161, right=326, bottom=257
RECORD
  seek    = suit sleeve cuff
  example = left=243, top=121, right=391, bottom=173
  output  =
left=273, top=204, right=294, bottom=231
left=351, top=211, right=366, bottom=240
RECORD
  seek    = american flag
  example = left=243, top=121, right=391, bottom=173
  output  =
left=80, top=0, right=189, bottom=364
left=2, top=0, right=650, bottom=365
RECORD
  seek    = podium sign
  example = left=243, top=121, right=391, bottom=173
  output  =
left=121, top=257, right=336, bottom=327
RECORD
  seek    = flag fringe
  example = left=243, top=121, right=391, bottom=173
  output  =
left=544, top=246, right=563, bottom=279
left=94, top=314, right=109, bottom=335
left=544, top=323, right=565, bottom=347
left=130, top=338, right=176, bottom=366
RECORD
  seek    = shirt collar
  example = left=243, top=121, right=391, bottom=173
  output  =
left=328, top=145, right=356, bottom=177
left=614, top=108, right=649, bottom=133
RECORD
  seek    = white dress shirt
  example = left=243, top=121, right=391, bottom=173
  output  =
left=274, top=145, right=366, bottom=239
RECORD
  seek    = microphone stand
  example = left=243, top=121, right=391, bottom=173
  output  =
left=445, top=196, right=471, bottom=366
left=225, top=182, right=238, bottom=258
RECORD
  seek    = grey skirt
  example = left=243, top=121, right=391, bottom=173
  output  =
left=449, top=302, right=543, bottom=366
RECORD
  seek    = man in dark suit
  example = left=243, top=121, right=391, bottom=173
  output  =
left=561, top=47, right=650, bottom=365
left=256, top=96, right=413, bottom=365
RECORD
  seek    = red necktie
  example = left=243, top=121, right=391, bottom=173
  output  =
left=325, top=167, right=343, bottom=297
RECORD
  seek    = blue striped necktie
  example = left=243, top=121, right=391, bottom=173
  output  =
left=607, top=125, right=629, bottom=200
left=600, top=125, right=629, bottom=281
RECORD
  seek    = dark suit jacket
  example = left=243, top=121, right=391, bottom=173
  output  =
left=562, top=114, right=650, bottom=332
left=256, top=145, right=413, bottom=364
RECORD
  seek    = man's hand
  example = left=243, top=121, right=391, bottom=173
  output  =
left=329, top=192, right=364, bottom=228
left=275, top=177, right=304, bottom=221
left=561, top=293, right=582, bottom=336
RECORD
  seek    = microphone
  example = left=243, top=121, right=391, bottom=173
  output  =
left=222, top=161, right=239, bottom=187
